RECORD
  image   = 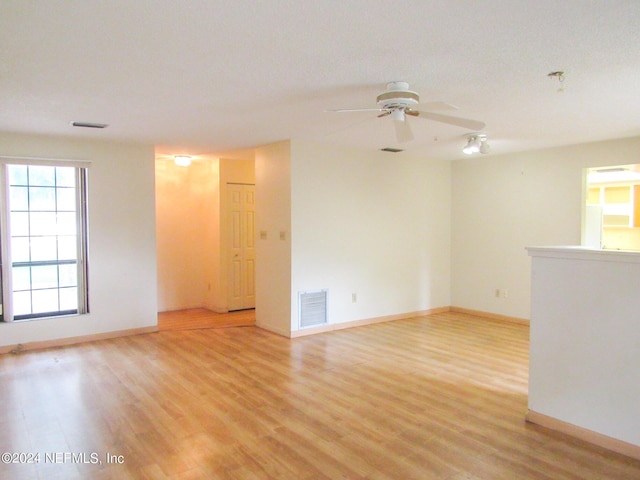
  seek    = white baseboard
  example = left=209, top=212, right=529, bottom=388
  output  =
left=0, top=326, right=159, bottom=355
left=450, top=306, right=529, bottom=325
left=526, top=409, right=640, bottom=461
left=290, top=307, right=450, bottom=338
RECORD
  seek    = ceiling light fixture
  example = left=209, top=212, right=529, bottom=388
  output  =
left=174, top=155, right=192, bottom=167
left=463, top=134, right=489, bottom=155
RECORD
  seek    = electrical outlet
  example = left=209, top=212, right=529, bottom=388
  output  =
left=502, top=289, right=509, bottom=298
left=351, top=293, right=357, bottom=303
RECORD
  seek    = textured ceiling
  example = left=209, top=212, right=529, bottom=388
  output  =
left=1, top=1, right=639, bottom=160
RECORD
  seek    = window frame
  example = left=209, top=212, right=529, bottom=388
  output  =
left=0, top=157, right=90, bottom=322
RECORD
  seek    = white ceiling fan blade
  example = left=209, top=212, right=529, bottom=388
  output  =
left=414, top=110, right=485, bottom=130
left=325, top=108, right=384, bottom=113
left=417, top=101, right=459, bottom=111
left=394, top=117, right=414, bottom=143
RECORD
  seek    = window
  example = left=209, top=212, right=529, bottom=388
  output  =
left=0, top=162, right=89, bottom=322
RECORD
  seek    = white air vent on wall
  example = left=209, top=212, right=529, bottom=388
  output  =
left=299, top=289, right=328, bottom=329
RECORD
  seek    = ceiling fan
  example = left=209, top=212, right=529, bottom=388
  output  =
left=327, top=81, right=485, bottom=143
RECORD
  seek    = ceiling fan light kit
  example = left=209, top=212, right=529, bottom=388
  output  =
left=390, top=109, right=406, bottom=122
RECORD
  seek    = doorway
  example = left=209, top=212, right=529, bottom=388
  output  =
left=584, top=164, right=640, bottom=251
left=155, top=156, right=255, bottom=315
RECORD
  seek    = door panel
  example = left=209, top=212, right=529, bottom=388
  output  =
left=227, top=184, right=256, bottom=311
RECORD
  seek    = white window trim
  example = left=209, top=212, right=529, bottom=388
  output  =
left=0, top=155, right=91, bottom=169
left=0, top=156, right=91, bottom=322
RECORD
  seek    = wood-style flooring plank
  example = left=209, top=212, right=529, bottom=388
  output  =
left=158, top=309, right=255, bottom=331
left=1, top=311, right=639, bottom=479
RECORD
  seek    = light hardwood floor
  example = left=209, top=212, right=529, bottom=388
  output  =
left=158, top=308, right=256, bottom=331
left=1, top=311, right=639, bottom=479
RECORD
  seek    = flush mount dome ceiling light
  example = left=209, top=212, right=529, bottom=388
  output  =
left=174, top=155, right=192, bottom=167
left=463, top=133, right=489, bottom=155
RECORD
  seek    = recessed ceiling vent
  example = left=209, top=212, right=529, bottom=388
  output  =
left=299, top=289, right=328, bottom=329
left=71, top=121, right=109, bottom=129
left=381, top=147, right=403, bottom=153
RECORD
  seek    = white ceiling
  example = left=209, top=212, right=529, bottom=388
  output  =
left=1, top=1, right=640, bottom=160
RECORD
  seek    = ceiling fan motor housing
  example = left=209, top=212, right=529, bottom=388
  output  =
left=376, top=81, right=419, bottom=110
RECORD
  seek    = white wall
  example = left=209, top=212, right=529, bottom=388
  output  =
left=528, top=247, right=640, bottom=448
left=255, top=141, right=292, bottom=336
left=156, top=158, right=218, bottom=311
left=290, top=141, right=451, bottom=333
left=451, top=136, right=640, bottom=320
left=0, top=132, right=157, bottom=347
